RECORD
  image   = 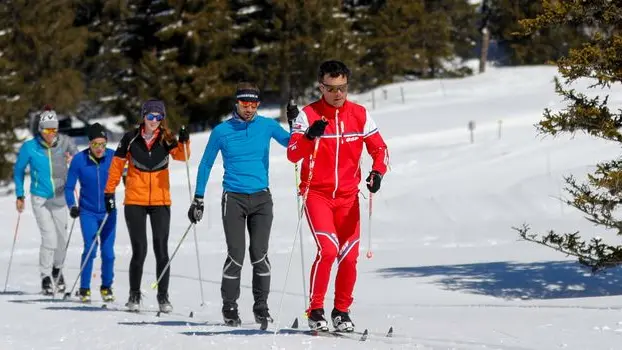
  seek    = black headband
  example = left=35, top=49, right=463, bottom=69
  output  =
left=236, top=89, right=260, bottom=102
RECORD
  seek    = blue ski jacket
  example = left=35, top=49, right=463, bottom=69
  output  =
left=194, top=112, right=290, bottom=196
left=65, top=148, right=115, bottom=214
left=14, top=135, right=78, bottom=199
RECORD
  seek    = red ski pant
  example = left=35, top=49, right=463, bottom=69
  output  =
left=304, top=190, right=360, bottom=312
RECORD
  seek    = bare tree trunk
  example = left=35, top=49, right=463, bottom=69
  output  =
left=479, top=26, right=490, bottom=73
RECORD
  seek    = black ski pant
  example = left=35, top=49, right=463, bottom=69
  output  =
left=125, top=205, right=171, bottom=296
left=221, top=190, right=273, bottom=312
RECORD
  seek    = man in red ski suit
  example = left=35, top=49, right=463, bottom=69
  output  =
left=286, top=60, right=389, bottom=332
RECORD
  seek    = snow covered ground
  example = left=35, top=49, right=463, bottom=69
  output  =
left=2, top=64, right=622, bottom=349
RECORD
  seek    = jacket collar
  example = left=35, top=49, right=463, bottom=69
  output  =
left=36, top=134, right=58, bottom=148
left=87, top=148, right=106, bottom=164
left=317, top=97, right=350, bottom=120
left=229, top=109, right=257, bottom=129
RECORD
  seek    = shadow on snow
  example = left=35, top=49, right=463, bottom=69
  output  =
left=376, top=260, right=622, bottom=300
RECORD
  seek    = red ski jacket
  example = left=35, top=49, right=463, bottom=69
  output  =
left=287, top=98, right=389, bottom=197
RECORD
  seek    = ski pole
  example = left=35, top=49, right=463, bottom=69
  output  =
left=4, top=213, right=22, bottom=292
left=287, top=100, right=308, bottom=310
left=58, top=218, right=77, bottom=276
left=64, top=213, right=109, bottom=299
left=295, top=163, right=308, bottom=308
left=150, top=222, right=194, bottom=290
left=181, top=127, right=206, bottom=306
left=274, top=136, right=321, bottom=338
left=366, top=193, right=373, bottom=259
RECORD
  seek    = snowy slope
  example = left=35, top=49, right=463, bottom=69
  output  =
left=2, top=65, right=622, bottom=350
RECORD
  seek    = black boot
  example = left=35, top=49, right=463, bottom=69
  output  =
left=52, top=267, right=65, bottom=293
left=331, top=308, right=354, bottom=332
left=253, top=308, right=273, bottom=324
left=222, top=306, right=241, bottom=327
left=307, top=308, right=329, bottom=332
left=126, top=290, right=141, bottom=312
left=41, top=276, right=53, bottom=295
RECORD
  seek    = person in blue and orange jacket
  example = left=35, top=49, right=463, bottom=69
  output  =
left=103, top=99, right=190, bottom=314
left=65, top=123, right=117, bottom=303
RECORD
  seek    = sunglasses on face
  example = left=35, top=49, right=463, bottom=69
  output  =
left=41, top=128, right=58, bottom=135
left=145, top=113, right=165, bottom=121
left=90, top=141, right=107, bottom=149
left=238, top=100, right=259, bottom=108
left=321, top=83, right=348, bottom=93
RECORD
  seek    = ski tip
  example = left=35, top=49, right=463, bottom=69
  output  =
left=291, top=317, right=299, bottom=329
left=387, top=326, right=393, bottom=337
left=189, top=311, right=194, bottom=318
left=359, top=329, right=369, bottom=341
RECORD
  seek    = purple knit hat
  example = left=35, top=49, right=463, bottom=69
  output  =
left=141, top=99, right=166, bottom=116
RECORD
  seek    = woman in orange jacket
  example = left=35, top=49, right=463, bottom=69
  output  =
left=104, top=99, right=190, bottom=313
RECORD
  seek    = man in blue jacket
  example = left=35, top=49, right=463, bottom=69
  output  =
left=14, top=107, right=78, bottom=295
left=187, top=82, right=290, bottom=327
left=65, top=123, right=117, bottom=303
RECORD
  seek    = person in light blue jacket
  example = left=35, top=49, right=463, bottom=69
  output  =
left=14, top=107, right=78, bottom=295
left=187, top=82, right=290, bottom=327
left=65, top=123, right=117, bottom=303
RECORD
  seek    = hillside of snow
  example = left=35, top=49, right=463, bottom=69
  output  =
left=2, top=64, right=622, bottom=349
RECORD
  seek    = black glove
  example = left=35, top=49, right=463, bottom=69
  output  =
left=188, top=196, right=204, bottom=224
left=104, top=193, right=115, bottom=213
left=178, top=126, right=190, bottom=143
left=305, top=119, right=328, bottom=140
left=366, top=170, right=383, bottom=193
left=69, top=206, right=80, bottom=219
left=286, top=101, right=299, bottom=125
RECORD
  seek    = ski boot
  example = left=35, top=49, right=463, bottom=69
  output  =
left=254, top=308, right=273, bottom=330
left=222, top=306, right=241, bottom=327
left=41, top=276, right=53, bottom=295
left=78, top=288, right=91, bottom=303
left=52, top=267, right=65, bottom=293
left=157, top=294, right=173, bottom=313
left=100, top=286, right=115, bottom=302
left=307, top=308, right=329, bottom=332
left=126, top=290, right=141, bottom=312
left=331, top=308, right=354, bottom=332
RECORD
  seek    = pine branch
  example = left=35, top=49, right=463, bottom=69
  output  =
left=514, top=224, right=622, bottom=273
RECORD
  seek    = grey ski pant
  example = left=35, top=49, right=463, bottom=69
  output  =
left=220, top=190, right=273, bottom=312
left=31, top=195, right=68, bottom=278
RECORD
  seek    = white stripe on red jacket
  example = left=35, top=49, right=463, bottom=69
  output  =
left=287, top=98, right=389, bottom=197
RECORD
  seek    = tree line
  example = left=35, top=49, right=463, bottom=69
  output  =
left=0, top=0, right=589, bottom=183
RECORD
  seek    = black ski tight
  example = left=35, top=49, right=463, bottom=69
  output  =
left=124, top=205, right=170, bottom=296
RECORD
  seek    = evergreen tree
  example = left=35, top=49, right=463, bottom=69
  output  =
left=74, top=0, right=134, bottom=122
left=232, top=0, right=356, bottom=121
left=0, top=0, right=88, bottom=183
left=120, top=0, right=239, bottom=129
left=514, top=1, right=622, bottom=272
left=349, top=0, right=476, bottom=91
left=487, top=0, right=586, bottom=65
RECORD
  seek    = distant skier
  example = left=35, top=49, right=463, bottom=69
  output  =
left=65, top=123, right=117, bottom=303
left=286, top=60, right=389, bottom=332
left=103, top=99, right=190, bottom=313
left=13, top=106, right=78, bottom=295
left=187, top=82, right=290, bottom=326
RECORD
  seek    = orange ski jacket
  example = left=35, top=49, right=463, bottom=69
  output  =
left=104, top=126, right=190, bottom=206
